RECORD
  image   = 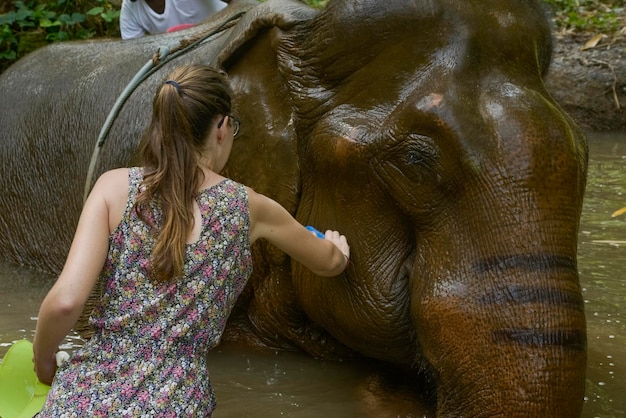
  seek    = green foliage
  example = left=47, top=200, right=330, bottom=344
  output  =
left=0, top=0, right=120, bottom=73
left=304, top=0, right=329, bottom=8
left=543, top=0, right=626, bottom=33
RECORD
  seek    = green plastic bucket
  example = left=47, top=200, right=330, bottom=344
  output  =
left=0, top=340, right=50, bottom=418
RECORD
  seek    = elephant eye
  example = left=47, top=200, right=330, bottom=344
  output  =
left=371, top=133, right=440, bottom=187
left=406, top=150, right=424, bottom=165
left=403, top=135, right=438, bottom=167
left=369, top=133, right=444, bottom=214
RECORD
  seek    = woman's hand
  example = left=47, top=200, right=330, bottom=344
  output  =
left=33, top=352, right=57, bottom=386
left=324, top=230, right=350, bottom=267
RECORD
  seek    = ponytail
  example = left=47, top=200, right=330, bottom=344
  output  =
left=135, top=65, right=233, bottom=282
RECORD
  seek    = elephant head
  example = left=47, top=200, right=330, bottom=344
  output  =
left=221, top=0, right=588, bottom=415
left=0, top=0, right=587, bottom=416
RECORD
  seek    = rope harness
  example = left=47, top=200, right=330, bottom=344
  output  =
left=83, top=11, right=246, bottom=204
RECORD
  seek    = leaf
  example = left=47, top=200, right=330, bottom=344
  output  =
left=39, top=18, right=61, bottom=28
left=0, top=50, right=16, bottom=59
left=581, top=34, right=604, bottom=51
left=75, top=28, right=93, bottom=40
left=0, top=11, right=18, bottom=26
left=611, top=206, right=626, bottom=217
left=58, top=13, right=85, bottom=26
left=14, top=8, right=33, bottom=22
left=86, top=7, right=104, bottom=16
left=100, top=10, right=120, bottom=23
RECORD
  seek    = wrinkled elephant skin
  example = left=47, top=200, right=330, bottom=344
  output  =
left=0, top=0, right=588, bottom=416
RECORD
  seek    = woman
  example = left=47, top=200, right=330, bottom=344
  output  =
left=33, top=65, right=349, bottom=416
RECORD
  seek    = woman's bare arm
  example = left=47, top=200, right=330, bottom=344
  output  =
left=33, top=169, right=127, bottom=384
left=247, top=188, right=349, bottom=277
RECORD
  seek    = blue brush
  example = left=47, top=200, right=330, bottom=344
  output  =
left=305, top=226, right=325, bottom=239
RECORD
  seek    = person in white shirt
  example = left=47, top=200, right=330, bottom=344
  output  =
left=120, top=0, right=231, bottom=40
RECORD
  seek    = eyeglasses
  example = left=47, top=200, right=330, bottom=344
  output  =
left=218, top=114, right=241, bottom=138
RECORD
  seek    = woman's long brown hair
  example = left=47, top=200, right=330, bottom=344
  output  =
left=134, top=65, right=233, bottom=282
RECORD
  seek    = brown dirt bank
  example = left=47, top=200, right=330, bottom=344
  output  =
left=546, top=32, right=626, bottom=132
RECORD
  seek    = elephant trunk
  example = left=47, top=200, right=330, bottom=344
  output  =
left=413, top=187, right=587, bottom=416
left=416, top=260, right=585, bottom=415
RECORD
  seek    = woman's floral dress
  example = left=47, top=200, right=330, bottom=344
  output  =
left=39, top=167, right=253, bottom=417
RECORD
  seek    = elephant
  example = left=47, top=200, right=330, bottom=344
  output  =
left=0, top=0, right=588, bottom=416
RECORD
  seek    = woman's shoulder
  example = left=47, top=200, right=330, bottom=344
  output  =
left=99, top=167, right=146, bottom=186
left=245, top=186, right=283, bottom=222
left=99, top=167, right=131, bottom=182
left=90, top=168, right=129, bottom=191
left=92, top=168, right=132, bottom=204
left=92, top=168, right=133, bottom=231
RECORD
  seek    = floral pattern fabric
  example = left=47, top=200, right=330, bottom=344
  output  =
left=39, top=167, right=253, bottom=417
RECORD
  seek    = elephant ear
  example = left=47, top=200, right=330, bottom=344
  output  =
left=217, top=0, right=318, bottom=68
left=274, top=0, right=447, bottom=130
left=211, top=0, right=320, bottom=215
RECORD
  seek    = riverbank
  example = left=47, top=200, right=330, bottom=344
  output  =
left=547, top=31, right=626, bottom=132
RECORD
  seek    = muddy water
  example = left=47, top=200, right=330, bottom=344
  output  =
left=577, top=132, right=626, bottom=418
left=1, top=132, right=624, bottom=417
